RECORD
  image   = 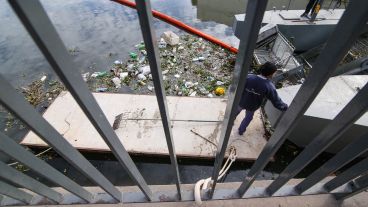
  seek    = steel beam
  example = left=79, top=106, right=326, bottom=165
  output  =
left=0, top=180, right=33, bottom=204
left=209, top=0, right=269, bottom=198
left=325, top=157, right=368, bottom=192
left=266, top=83, right=368, bottom=195
left=237, top=0, right=368, bottom=197
left=135, top=0, right=182, bottom=200
left=8, top=0, right=152, bottom=201
left=335, top=173, right=368, bottom=200
left=0, top=132, right=93, bottom=203
left=0, top=161, right=62, bottom=203
left=296, top=132, right=368, bottom=194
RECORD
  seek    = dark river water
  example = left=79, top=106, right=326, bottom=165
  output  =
left=0, top=0, right=341, bottom=186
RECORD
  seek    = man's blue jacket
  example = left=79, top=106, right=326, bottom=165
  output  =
left=239, top=74, right=288, bottom=112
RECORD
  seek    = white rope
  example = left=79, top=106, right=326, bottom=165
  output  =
left=194, top=146, right=237, bottom=205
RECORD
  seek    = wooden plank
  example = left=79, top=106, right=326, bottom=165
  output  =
left=21, top=92, right=267, bottom=160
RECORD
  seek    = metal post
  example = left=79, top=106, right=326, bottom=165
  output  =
left=286, top=0, right=292, bottom=10
left=310, top=0, right=325, bottom=23
left=0, top=180, right=33, bottom=204
left=335, top=173, right=368, bottom=200
left=0, top=161, right=62, bottom=203
left=209, top=0, right=269, bottom=198
left=0, top=132, right=93, bottom=203
left=135, top=0, right=182, bottom=199
left=237, top=0, right=368, bottom=197
left=295, top=132, right=368, bottom=194
left=0, top=75, right=122, bottom=202
left=8, top=0, right=153, bottom=201
left=266, top=83, right=368, bottom=195
left=324, top=157, right=368, bottom=192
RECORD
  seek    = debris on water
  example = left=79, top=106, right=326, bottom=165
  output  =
left=137, top=74, right=147, bottom=81
left=184, top=81, right=194, bottom=88
left=215, top=87, right=225, bottom=96
left=40, top=75, right=47, bottom=82
left=189, top=91, right=197, bottom=97
left=158, top=38, right=167, bottom=48
left=139, top=56, right=146, bottom=64
left=96, top=87, right=108, bottom=92
left=207, top=94, right=214, bottom=98
left=147, top=85, right=154, bottom=91
left=135, top=42, right=145, bottom=50
left=138, top=65, right=151, bottom=75
left=162, top=70, right=169, bottom=75
left=162, top=31, right=179, bottom=46
left=216, top=81, right=224, bottom=86
left=112, top=77, right=122, bottom=88
left=174, top=74, right=180, bottom=78
left=114, top=60, right=123, bottom=65
left=120, top=72, right=129, bottom=80
left=91, top=71, right=108, bottom=78
left=82, top=72, right=90, bottom=82
left=129, top=52, right=138, bottom=59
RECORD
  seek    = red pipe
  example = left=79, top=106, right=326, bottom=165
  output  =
left=112, top=0, right=238, bottom=54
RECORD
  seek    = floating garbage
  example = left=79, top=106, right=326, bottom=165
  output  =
left=174, top=74, right=180, bottom=78
left=137, top=74, right=147, bottom=81
left=147, top=85, right=154, bottom=91
left=139, top=65, right=151, bottom=75
left=95, top=87, right=108, bottom=92
left=127, top=64, right=134, bottom=71
left=120, top=72, right=129, bottom=80
left=130, top=52, right=138, bottom=59
left=114, top=60, right=123, bottom=65
left=192, top=57, right=205, bottom=62
left=162, top=70, right=169, bottom=75
left=158, top=38, right=167, bottom=48
left=91, top=71, right=108, bottom=78
left=207, top=94, right=214, bottom=98
left=184, top=81, right=194, bottom=88
left=40, top=75, right=47, bottom=82
left=162, top=31, right=180, bottom=46
left=216, top=81, right=224, bottom=86
left=135, top=42, right=145, bottom=50
left=178, top=46, right=184, bottom=51
left=81, top=72, right=90, bottom=82
left=215, top=87, right=225, bottom=96
left=139, top=56, right=146, bottom=64
left=189, top=91, right=197, bottom=97
left=112, top=77, right=122, bottom=88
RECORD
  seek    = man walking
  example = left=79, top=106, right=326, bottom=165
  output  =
left=236, top=62, right=288, bottom=135
left=301, top=0, right=319, bottom=18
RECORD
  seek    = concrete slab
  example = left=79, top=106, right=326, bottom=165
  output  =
left=265, top=75, right=368, bottom=153
left=21, top=92, right=267, bottom=160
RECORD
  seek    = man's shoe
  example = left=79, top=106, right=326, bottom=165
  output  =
left=300, top=12, right=308, bottom=17
left=238, top=129, right=245, bottom=136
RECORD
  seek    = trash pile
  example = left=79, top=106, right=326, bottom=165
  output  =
left=84, top=31, right=236, bottom=97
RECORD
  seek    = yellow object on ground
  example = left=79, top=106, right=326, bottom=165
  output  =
left=215, top=87, right=225, bottom=96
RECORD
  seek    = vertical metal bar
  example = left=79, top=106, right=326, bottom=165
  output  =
left=237, top=0, right=368, bottom=197
left=296, top=132, right=368, bottom=194
left=324, top=157, right=368, bottom=192
left=209, top=0, right=269, bottom=198
left=135, top=0, right=181, bottom=199
left=0, top=74, right=122, bottom=202
left=310, top=0, right=325, bottom=22
left=0, top=132, right=93, bottom=203
left=335, top=173, right=368, bottom=200
left=266, top=83, right=368, bottom=195
left=8, top=0, right=153, bottom=201
left=0, top=161, right=62, bottom=203
left=0, top=180, right=33, bottom=204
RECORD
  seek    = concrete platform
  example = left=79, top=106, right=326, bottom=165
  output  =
left=21, top=92, right=267, bottom=160
left=265, top=75, right=368, bottom=154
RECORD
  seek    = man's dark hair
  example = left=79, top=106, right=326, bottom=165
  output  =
left=260, top=62, right=277, bottom=76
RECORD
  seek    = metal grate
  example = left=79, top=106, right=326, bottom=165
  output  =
left=0, top=0, right=368, bottom=205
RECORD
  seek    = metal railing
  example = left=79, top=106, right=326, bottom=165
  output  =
left=0, top=0, right=367, bottom=205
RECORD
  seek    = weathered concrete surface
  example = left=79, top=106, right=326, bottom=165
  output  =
left=21, top=92, right=267, bottom=160
left=265, top=75, right=368, bottom=154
